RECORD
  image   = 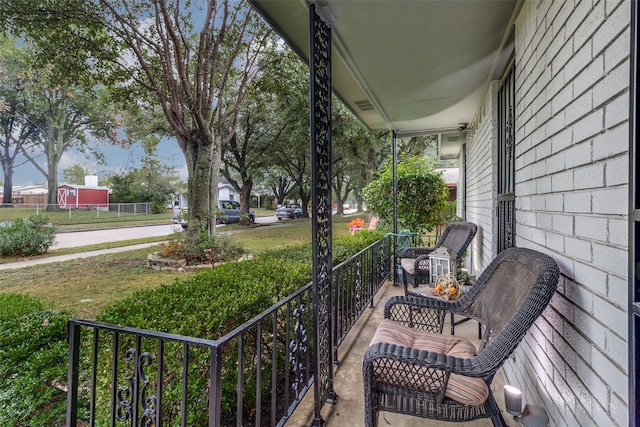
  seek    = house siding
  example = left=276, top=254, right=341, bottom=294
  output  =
left=493, top=1, right=630, bottom=426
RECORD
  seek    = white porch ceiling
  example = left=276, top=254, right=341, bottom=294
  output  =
left=250, top=0, right=519, bottom=153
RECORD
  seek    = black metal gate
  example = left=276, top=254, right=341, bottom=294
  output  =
left=497, top=63, right=516, bottom=253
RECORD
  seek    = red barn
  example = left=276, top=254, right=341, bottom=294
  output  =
left=57, top=183, right=110, bottom=209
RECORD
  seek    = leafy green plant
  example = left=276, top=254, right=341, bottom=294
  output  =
left=362, top=156, right=450, bottom=234
left=0, top=215, right=57, bottom=256
left=0, top=293, right=44, bottom=320
left=0, top=294, right=70, bottom=427
left=160, top=226, right=245, bottom=264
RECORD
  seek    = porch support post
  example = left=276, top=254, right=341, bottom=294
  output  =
left=309, top=4, right=336, bottom=426
left=392, top=131, right=399, bottom=285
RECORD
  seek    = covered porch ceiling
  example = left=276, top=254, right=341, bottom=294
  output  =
left=250, top=0, right=519, bottom=157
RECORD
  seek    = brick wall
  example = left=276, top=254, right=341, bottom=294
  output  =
left=465, top=83, right=499, bottom=274
left=501, top=1, right=629, bottom=425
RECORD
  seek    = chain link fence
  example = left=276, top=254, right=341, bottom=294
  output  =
left=0, top=203, right=166, bottom=226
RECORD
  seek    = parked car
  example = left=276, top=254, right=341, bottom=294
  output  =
left=276, top=204, right=304, bottom=220
left=217, top=200, right=255, bottom=224
left=177, top=201, right=255, bottom=229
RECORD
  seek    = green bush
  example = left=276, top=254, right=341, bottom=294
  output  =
left=0, top=294, right=70, bottom=427
left=332, top=230, right=386, bottom=264
left=362, top=156, right=450, bottom=234
left=261, top=229, right=386, bottom=266
left=0, top=215, right=56, bottom=256
left=95, top=256, right=312, bottom=425
left=160, top=225, right=245, bottom=265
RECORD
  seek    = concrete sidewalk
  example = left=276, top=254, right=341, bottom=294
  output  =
left=0, top=242, right=162, bottom=271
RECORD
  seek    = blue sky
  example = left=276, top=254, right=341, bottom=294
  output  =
left=11, top=138, right=187, bottom=187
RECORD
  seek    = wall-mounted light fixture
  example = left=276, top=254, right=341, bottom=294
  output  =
left=503, top=385, right=550, bottom=427
left=504, top=385, right=522, bottom=416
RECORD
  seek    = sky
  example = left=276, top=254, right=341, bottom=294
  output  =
left=11, top=138, right=188, bottom=187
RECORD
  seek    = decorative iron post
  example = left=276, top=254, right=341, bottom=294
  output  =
left=392, top=131, right=399, bottom=285
left=309, top=4, right=336, bottom=426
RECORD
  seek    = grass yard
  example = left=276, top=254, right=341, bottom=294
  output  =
left=0, top=213, right=369, bottom=319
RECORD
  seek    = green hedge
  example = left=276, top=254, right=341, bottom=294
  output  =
left=98, top=256, right=311, bottom=333
left=261, top=229, right=385, bottom=265
left=0, top=294, right=69, bottom=427
left=93, top=256, right=311, bottom=425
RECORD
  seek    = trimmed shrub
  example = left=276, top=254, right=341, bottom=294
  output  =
left=0, top=215, right=56, bottom=256
left=94, top=256, right=312, bottom=425
left=261, top=229, right=386, bottom=266
left=0, top=293, right=45, bottom=320
left=0, top=294, right=69, bottom=427
left=332, top=230, right=386, bottom=264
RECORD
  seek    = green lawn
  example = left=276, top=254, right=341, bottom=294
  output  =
left=0, top=214, right=365, bottom=319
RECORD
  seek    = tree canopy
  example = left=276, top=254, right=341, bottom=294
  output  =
left=1, top=0, right=275, bottom=239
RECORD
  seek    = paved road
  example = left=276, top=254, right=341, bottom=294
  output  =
left=52, top=215, right=282, bottom=249
left=52, top=224, right=181, bottom=249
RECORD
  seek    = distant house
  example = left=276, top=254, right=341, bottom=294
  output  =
left=57, top=175, right=110, bottom=210
left=1, top=184, right=48, bottom=205
left=217, top=183, right=237, bottom=201
left=435, top=168, right=458, bottom=202
left=171, top=182, right=239, bottom=210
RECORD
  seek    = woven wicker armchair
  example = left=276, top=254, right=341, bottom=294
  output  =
left=363, top=247, right=560, bottom=427
left=400, top=221, right=478, bottom=289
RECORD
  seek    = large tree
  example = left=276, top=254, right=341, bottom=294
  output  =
left=0, top=36, right=41, bottom=206
left=1, top=0, right=273, bottom=238
left=20, top=82, right=116, bottom=209
left=221, top=88, right=282, bottom=225
left=257, top=47, right=313, bottom=216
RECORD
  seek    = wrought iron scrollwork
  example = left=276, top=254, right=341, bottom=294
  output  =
left=354, top=259, right=363, bottom=311
left=117, top=348, right=135, bottom=422
left=139, top=352, right=157, bottom=426
left=289, top=305, right=308, bottom=392
left=310, top=3, right=335, bottom=409
left=117, top=347, right=158, bottom=425
left=505, top=106, right=514, bottom=159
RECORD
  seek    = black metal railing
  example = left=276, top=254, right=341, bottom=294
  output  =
left=332, top=237, right=391, bottom=362
left=66, top=235, right=392, bottom=427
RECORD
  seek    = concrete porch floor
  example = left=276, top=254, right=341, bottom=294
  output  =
left=285, top=280, right=519, bottom=427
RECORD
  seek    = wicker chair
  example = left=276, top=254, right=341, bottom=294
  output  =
left=400, top=222, right=478, bottom=290
left=363, top=247, right=560, bottom=427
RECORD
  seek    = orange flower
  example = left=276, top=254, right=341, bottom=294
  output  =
left=348, top=218, right=365, bottom=229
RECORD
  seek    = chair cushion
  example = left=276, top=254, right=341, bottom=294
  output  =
left=400, top=257, right=415, bottom=275
left=370, top=319, right=489, bottom=406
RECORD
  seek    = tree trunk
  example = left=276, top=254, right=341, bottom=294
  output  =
left=2, top=167, right=13, bottom=206
left=298, top=186, right=311, bottom=218
left=239, top=180, right=253, bottom=225
left=180, top=131, right=220, bottom=241
left=333, top=179, right=344, bottom=215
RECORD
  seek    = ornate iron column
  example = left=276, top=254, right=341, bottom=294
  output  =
left=392, top=131, right=399, bottom=284
left=309, top=4, right=336, bottom=426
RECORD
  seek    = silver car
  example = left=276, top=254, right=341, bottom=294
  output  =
left=276, top=204, right=303, bottom=220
